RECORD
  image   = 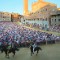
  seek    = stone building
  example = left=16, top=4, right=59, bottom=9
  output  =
left=0, top=12, right=11, bottom=21
left=22, top=0, right=59, bottom=30
left=50, top=8, right=60, bottom=26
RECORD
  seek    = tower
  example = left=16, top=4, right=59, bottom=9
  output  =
left=24, top=0, right=28, bottom=15
left=38, top=0, right=43, bottom=2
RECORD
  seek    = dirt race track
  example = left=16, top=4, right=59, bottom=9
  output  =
left=0, top=44, right=60, bottom=60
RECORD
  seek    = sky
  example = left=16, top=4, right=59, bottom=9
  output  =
left=0, top=0, right=60, bottom=15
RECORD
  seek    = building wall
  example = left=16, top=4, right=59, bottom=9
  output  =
left=32, top=0, right=49, bottom=13
left=51, top=15, right=60, bottom=26
left=0, top=12, right=22, bottom=22
left=31, top=4, right=57, bottom=20
left=0, top=12, right=11, bottom=21
left=22, top=0, right=60, bottom=29
left=11, top=13, right=21, bottom=22
left=21, top=17, right=49, bottom=29
left=22, top=4, right=57, bottom=28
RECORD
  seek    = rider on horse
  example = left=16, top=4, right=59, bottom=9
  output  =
left=30, top=42, right=42, bottom=56
left=32, top=43, right=37, bottom=53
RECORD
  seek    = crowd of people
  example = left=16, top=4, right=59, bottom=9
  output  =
left=25, top=23, right=60, bottom=32
left=0, top=22, right=60, bottom=47
left=49, top=25, right=60, bottom=32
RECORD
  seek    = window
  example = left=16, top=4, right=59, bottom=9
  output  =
left=55, top=24, right=56, bottom=25
left=24, top=20, right=25, bottom=22
left=52, top=19, right=53, bottom=21
left=46, top=8, right=47, bottom=11
left=34, top=19, right=35, bottom=20
left=38, top=18, right=39, bottom=20
left=38, top=12, right=39, bottom=13
left=58, top=19, right=60, bottom=21
left=55, top=19, right=56, bottom=22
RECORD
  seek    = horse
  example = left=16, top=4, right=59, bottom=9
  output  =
left=34, top=46, right=42, bottom=55
left=0, top=44, right=9, bottom=58
left=30, top=45, right=42, bottom=56
left=0, top=44, right=19, bottom=58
